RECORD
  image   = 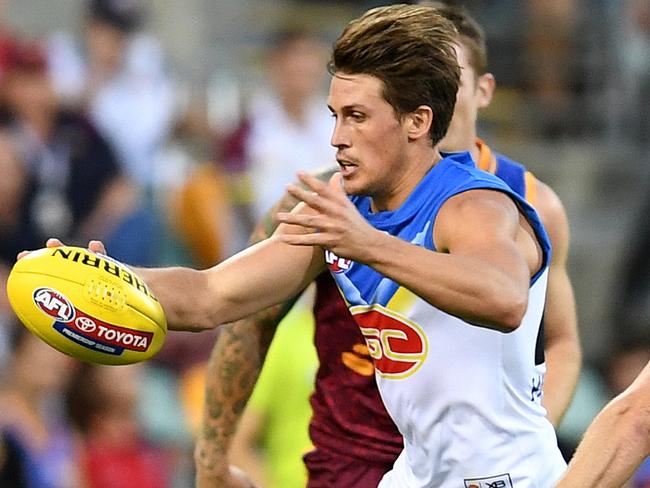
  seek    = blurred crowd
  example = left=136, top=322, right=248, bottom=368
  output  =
left=0, top=0, right=648, bottom=487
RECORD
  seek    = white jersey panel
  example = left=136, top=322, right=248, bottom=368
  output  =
left=370, top=270, right=566, bottom=487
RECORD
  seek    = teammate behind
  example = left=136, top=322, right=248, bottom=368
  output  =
left=195, top=3, right=580, bottom=487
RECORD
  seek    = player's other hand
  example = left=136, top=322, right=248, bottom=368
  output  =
left=228, top=465, right=259, bottom=488
left=277, top=171, right=385, bottom=264
left=195, top=464, right=259, bottom=488
left=16, top=238, right=107, bottom=260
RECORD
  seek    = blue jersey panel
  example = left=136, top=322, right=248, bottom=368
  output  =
left=338, top=152, right=550, bottom=308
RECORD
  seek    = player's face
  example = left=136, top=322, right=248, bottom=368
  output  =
left=440, top=41, right=494, bottom=151
left=328, top=73, right=411, bottom=201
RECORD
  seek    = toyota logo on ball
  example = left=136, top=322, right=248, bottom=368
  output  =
left=75, top=316, right=97, bottom=333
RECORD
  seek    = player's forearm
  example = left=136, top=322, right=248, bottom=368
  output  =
left=138, top=238, right=319, bottom=331
left=195, top=316, right=276, bottom=486
left=542, top=337, right=581, bottom=427
left=555, top=394, right=650, bottom=487
left=136, top=266, right=218, bottom=331
left=556, top=361, right=650, bottom=487
left=366, top=234, right=528, bottom=331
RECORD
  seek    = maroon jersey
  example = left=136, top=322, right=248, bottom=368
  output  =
left=307, top=272, right=403, bottom=465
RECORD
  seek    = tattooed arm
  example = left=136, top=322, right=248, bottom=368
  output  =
left=194, top=167, right=336, bottom=487
left=194, top=304, right=292, bottom=487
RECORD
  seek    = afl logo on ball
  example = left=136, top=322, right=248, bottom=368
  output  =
left=33, top=287, right=75, bottom=323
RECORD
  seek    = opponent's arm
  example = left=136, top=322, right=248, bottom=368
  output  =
left=195, top=191, right=305, bottom=488
left=554, top=360, right=650, bottom=488
left=280, top=173, right=536, bottom=332
left=534, top=181, right=581, bottom=427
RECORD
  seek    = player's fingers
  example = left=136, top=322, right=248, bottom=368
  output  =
left=276, top=211, right=323, bottom=230
left=286, top=183, right=333, bottom=213
left=296, top=170, right=328, bottom=192
left=88, top=240, right=107, bottom=254
left=46, top=238, right=65, bottom=248
left=279, top=231, right=329, bottom=247
left=16, top=250, right=30, bottom=260
left=297, top=171, right=346, bottom=201
left=328, top=172, right=345, bottom=193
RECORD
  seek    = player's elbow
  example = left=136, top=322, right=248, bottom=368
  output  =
left=489, top=289, right=528, bottom=333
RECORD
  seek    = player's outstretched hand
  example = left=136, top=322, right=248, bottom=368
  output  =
left=277, top=171, right=387, bottom=264
left=17, top=238, right=107, bottom=260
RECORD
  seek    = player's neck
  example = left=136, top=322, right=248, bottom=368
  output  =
left=371, top=146, right=440, bottom=212
left=440, top=133, right=479, bottom=161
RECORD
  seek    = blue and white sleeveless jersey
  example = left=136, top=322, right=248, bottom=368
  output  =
left=327, top=152, right=566, bottom=488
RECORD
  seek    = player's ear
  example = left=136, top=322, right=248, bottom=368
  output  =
left=476, top=72, right=495, bottom=109
left=405, top=105, right=433, bottom=141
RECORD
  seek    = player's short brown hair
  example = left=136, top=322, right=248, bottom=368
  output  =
left=420, top=1, right=488, bottom=76
left=329, top=4, right=460, bottom=146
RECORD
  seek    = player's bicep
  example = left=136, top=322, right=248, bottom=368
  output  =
left=435, top=190, right=531, bottom=282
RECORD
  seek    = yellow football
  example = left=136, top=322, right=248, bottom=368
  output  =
left=6, top=246, right=167, bottom=365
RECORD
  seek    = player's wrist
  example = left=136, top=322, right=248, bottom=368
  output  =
left=361, top=229, right=399, bottom=267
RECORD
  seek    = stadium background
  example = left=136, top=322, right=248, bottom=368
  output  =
left=0, top=0, right=648, bottom=486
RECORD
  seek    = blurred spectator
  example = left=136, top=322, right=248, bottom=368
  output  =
left=525, top=0, right=581, bottom=137
left=0, top=429, right=30, bottom=487
left=66, top=363, right=173, bottom=488
left=166, top=162, right=234, bottom=268
left=0, top=132, right=25, bottom=364
left=612, top=197, right=650, bottom=351
left=0, top=37, right=155, bottom=267
left=620, top=0, right=650, bottom=145
left=221, top=27, right=334, bottom=242
left=48, top=0, right=177, bottom=191
left=0, top=328, right=80, bottom=488
left=0, top=0, right=18, bottom=81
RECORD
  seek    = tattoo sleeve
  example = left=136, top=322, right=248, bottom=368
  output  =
left=194, top=169, right=336, bottom=483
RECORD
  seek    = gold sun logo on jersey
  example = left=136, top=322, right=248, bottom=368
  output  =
left=351, top=305, right=428, bottom=379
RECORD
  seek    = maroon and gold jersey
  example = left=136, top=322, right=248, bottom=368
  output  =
left=307, top=272, right=403, bottom=465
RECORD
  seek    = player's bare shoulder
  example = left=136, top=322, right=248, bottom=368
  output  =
left=528, top=177, right=570, bottom=260
left=434, top=189, right=520, bottom=251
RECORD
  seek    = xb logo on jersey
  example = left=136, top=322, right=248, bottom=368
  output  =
left=352, top=307, right=428, bottom=379
left=325, top=249, right=352, bottom=274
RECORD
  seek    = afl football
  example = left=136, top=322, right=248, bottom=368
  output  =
left=6, top=246, right=167, bottom=365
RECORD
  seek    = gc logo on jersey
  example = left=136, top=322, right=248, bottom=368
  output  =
left=464, top=473, right=513, bottom=488
left=325, top=250, right=352, bottom=274
left=352, top=306, right=427, bottom=379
